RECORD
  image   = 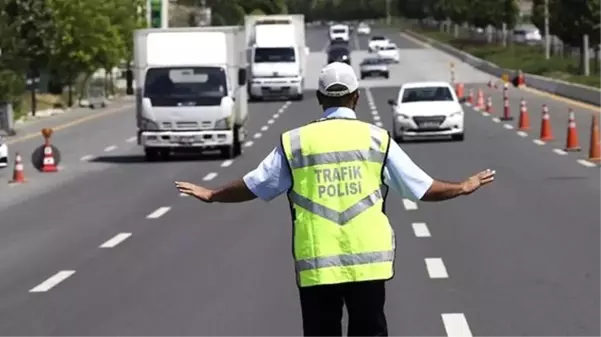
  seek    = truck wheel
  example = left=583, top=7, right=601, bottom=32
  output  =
left=233, top=125, right=242, bottom=156
left=293, top=93, right=303, bottom=101
left=144, top=148, right=160, bottom=161
left=220, top=146, right=235, bottom=159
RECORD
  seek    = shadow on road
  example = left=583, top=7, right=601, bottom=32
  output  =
left=91, top=152, right=224, bottom=164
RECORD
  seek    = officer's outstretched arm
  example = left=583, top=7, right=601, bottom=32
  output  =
left=421, top=169, right=495, bottom=201
left=207, top=179, right=258, bottom=203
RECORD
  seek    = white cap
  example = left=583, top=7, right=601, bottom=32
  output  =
left=318, top=62, right=359, bottom=97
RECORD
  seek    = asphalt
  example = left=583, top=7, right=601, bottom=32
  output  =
left=0, top=27, right=598, bottom=336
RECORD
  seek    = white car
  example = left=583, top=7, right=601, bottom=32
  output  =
left=329, top=24, right=350, bottom=42
left=368, top=36, right=390, bottom=52
left=357, top=23, right=371, bottom=35
left=388, top=81, right=465, bottom=142
left=376, top=43, right=399, bottom=63
left=0, top=136, right=8, bottom=168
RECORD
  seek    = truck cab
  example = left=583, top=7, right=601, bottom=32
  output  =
left=134, top=27, right=248, bottom=160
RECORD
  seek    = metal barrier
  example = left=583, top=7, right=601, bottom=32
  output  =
left=0, top=103, right=16, bottom=136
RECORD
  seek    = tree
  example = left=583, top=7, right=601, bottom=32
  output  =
left=397, top=0, right=429, bottom=21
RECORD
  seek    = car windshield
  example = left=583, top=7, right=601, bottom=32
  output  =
left=362, top=58, right=384, bottom=65
left=401, top=86, right=454, bottom=103
left=332, top=28, right=347, bottom=34
left=144, top=66, right=227, bottom=99
left=254, top=47, right=295, bottom=63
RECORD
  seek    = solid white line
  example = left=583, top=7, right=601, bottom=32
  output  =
left=516, top=131, right=528, bottom=137
left=491, top=117, right=501, bottom=123
left=577, top=159, right=596, bottom=167
left=146, top=206, right=171, bottom=219
left=412, top=222, right=431, bottom=237
left=425, top=258, right=449, bottom=279
left=375, top=121, right=383, bottom=127
left=30, top=270, right=75, bottom=293
left=503, top=124, right=514, bottom=129
left=441, top=313, right=473, bottom=337
left=244, top=140, right=254, bottom=147
left=533, top=139, right=545, bottom=145
left=104, top=145, right=117, bottom=152
left=126, top=136, right=137, bottom=143
left=203, top=172, right=218, bottom=181
left=267, top=119, right=274, bottom=124
left=253, top=132, right=262, bottom=139
left=261, top=125, right=268, bottom=131
left=373, top=115, right=381, bottom=121
left=100, top=233, right=132, bottom=248
left=221, top=159, right=234, bottom=167
left=80, top=154, right=95, bottom=161
left=402, top=198, right=418, bottom=210
left=553, top=148, right=567, bottom=155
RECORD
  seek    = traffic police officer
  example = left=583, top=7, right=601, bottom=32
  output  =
left=175, top=62, right=496, bottom=336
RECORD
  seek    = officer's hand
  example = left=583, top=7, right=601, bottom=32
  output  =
left=461, top=169, right=495, bottom=195
left=175, top=181, right=213, bottom=202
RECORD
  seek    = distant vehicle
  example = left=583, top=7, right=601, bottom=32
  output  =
left=0, top=136, right=8, bottom=169
left=329, top=24, right=350, bottom=42
left=376, top=43, right=399, bottom=63
left=368, top=36, right=390, bottom=52
left=357, top=22, right=371, bottom=35
left=387, top=81, right=465, bottom=142
left=359, top=57, right=389, bottom=79
left=513, top=25, right=542, bottom=44
left=327, top=46, right=351, bottom=65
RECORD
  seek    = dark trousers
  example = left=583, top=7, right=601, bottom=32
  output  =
left=298, top=280, right=388, bottom=336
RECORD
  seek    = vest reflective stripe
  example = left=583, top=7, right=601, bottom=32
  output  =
left=282, top=118, right=395, bottom=287
left=287, top=125, right=386, bottom=169
left=296, top=250, right=394, bottom=272
left=288, top=185, right=384, bottom=225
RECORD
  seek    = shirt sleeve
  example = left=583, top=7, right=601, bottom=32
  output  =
left=242, top=145, right=292, bottom=202
left=382, top=141, right=434, bottom=201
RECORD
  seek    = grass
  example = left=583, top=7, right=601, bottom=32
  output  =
left=415, top=28, right=601, bottom=88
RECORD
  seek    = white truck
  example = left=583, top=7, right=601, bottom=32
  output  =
left=245, top=14, right=307, bottom=101
left=133, top=26, right=248, bottom=160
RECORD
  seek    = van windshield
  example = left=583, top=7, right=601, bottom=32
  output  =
left=332, top=29, right=347, bottom=34
left=254, top=47, right=296, bottom=63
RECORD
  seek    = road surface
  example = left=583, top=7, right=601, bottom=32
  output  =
left=0, top=26, right=598, bottom=336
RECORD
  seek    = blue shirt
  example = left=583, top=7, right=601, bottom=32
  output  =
left=243, top=107, right=434, bottom=202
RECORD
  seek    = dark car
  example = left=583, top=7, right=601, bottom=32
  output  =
left=327, top=46, right=351, bottom=65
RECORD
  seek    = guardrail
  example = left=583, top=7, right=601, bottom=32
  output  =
left=404, top=29, right=601, bottom=107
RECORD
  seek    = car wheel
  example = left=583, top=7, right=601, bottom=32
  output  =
left=452, top=133, right=465, bottom=141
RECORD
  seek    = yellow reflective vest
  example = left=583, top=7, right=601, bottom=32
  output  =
left=281, top=117, right=396, bottom=287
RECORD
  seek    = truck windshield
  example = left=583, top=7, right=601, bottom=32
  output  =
left=254, top=47, right=296, bottom=63
left=144, top=67, right=227, bottom=99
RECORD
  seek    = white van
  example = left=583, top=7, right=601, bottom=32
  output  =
left=329, top=24, right=350, bottom=42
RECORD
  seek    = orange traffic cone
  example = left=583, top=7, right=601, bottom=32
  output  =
left=517, top=69, right=525, bottom=87
left=455, top=83, right=464, bottom=99
left=476, top=89, right=485, bottom=109
left=564, top=109, right=581, bottom=151
left=485, top=96, right=493, bottom=114
left=41, top=144, right=58, bottom=172
left=500, top=96, right=514, bottom=121
left=587, top=115, right=600, bottom=162
left=9, top=153, right=26, bottom=184
left=518, top=98, right=530, bottom=131
left=466, top=89, right=473, bottom=105
left=539, top=104, right=553, bottom=141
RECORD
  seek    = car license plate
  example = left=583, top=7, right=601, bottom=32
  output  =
left=177, top=136, right=196, bottom=144
left=420, top=122, right=440, bottom=128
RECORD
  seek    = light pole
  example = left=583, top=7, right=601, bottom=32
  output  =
left=544, top=0, right=550, bottom=60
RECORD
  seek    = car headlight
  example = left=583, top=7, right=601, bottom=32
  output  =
left=396, top=113, right=410, bottom=121
left=214, top=116, right=232, bottom=130
left=140, top=117, right=160, bottom=131
left=449, top=111, right=463, bottom=118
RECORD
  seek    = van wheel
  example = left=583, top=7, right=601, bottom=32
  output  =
left=220, top=145, right=235, bottom=159
left=452, top=133, right=465, bottom=141
left=144, top=148, right=160, bottom=161
left=233, top=126, right=242, bottom=156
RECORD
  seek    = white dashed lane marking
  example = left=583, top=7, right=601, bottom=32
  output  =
left=267, top=119, right=274, bottom=124
left=533, top=139, right=545, bottom=145
left=253, top=133, right=262, bottom=139
left=104, top=145, right=117, bottom=152
left=412, top=222, right=431, bottom=237
left=373, top=115, right=381, bottom=121
left=100, top=233, right=132, bottom=248
left=273, top=113, right=279, bottom=119
left=146, top=207, right=171, bottom=219
left=516, top=131, right=528, bottom=137
left=441, top=313, right=473, bottom=337
left=221, top=159, right=234, bottom=168
left=402, top=198, right=418, bottom=210
left=578, top=159, right=596, bottom=167
left=203, top=172, right=218, bottom=181
left=30, top=270, right=75, bottom=293
left=244, top=141, right=254, bottom=147
left=425, top=258, right=449, bottom=279
left=375, top=121, right=383, bottom=127
left=503, top=124, right=513, bottom=129
left=261, top=126, right=268, bottom=131
left=553, top=148, right=567, bottom=155
left=491, top=117, right=501, bottom=123
left=126, top=136, right=137, bottom=143
left=80, top=155, right=95, bottom=161
left=179, top=192, right=188, bottom=197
